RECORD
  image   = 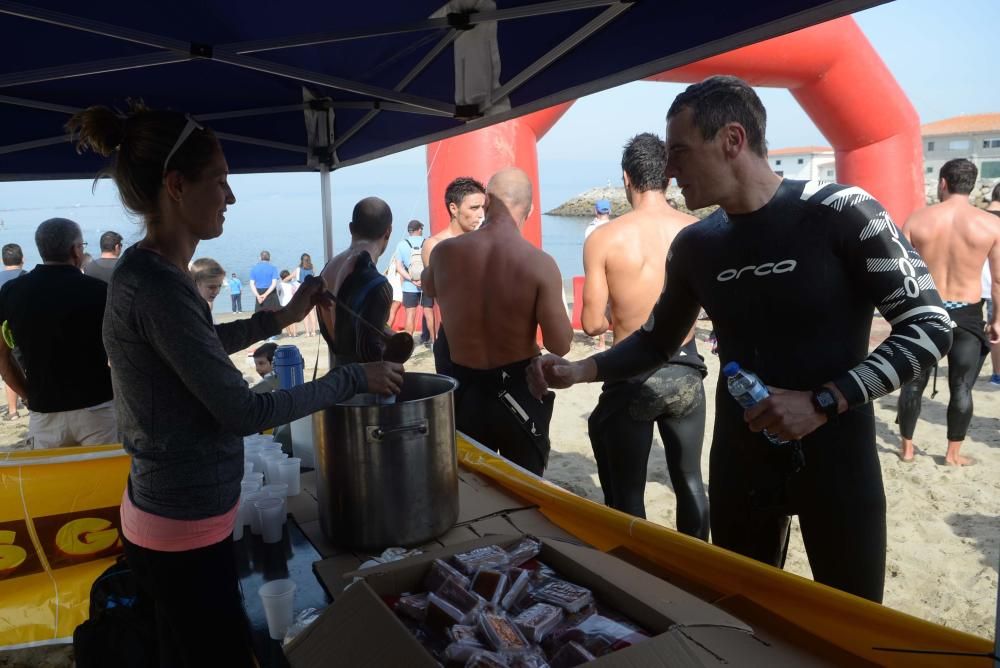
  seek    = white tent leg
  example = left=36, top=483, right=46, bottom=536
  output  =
left=320, top=165, right=333, bottom=264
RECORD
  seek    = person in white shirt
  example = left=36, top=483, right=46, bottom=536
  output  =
left=584, top=198, right=612, bottom=240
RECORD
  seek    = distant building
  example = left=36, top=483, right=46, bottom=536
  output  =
left=921, top=113, right=1000, bottom=181
left=766, top=146, right=835, bottom=181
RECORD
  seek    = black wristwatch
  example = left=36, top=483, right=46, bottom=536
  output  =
left=812, top=387, right=839, bottom=422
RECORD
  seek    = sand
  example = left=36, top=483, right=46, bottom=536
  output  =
left=1, top=315, right=996, bottom=667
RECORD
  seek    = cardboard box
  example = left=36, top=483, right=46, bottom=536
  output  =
left=287, top=535, right=838, bottom=667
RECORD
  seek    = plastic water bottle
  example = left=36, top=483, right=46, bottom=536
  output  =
left=723, top=362, right=785, bottom=445
left=273, top=345, right=304, bottom=389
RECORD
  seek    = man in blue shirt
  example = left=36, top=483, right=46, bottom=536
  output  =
left=228, top=272, right=243, bottom=312
left=394, top=220, right=425, bottom=336
left=249, top=250, right=280, bottom=313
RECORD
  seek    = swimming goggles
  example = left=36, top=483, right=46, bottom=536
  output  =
left=162, top=114, right=204, bottom=175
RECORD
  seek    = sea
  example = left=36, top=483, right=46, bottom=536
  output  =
left=0, top=164, right=598, bottom=316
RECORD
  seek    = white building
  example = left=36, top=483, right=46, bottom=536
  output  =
left=766, top=146, right=835, bottom=181
left=921, top=113, right=1000, bottom=181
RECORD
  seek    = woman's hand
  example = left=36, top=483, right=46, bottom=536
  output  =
left=361, top=361, right=405, bottom=395
left=278, top=276, right=331, bottom=327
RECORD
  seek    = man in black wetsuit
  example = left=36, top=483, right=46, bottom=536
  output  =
left=583, top=133, right=708, bottom=537
left=528, top=76, right=952, bottom=602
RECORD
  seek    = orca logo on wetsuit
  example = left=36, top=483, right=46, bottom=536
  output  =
left=716, top=259, right=797, bottom=282
left=883, top=221, right=920, bottom=298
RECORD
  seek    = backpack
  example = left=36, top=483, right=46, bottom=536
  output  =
left=73, top=556, right=158, bottom=668
left=405, top=237, right=424, bottom=279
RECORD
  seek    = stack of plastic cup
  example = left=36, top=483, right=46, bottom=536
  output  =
left=264, top=453, right=288, bottom=485
left=254, top=496, right=284, bottom=544
left=243, top=471, right=264, bottom=490
left=261, top=483, right=288, bottom=524
left=278, top=457, right=301, bottom=496
left=243, top=490, right=266, bottom=535
left=258, top=579, right=296, bottom=640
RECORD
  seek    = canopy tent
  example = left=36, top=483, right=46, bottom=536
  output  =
left=1, top=0, right=887, bottom=181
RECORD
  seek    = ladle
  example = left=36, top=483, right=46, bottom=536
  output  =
left=325, top=290, right=414, bottom=363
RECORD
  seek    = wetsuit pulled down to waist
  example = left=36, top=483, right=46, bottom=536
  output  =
left=588, top=339, right=709, bottom=537
left=452, top=358, right=553, bottom=476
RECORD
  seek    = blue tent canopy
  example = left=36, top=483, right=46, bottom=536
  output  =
left=1, top=0, right=885, bottom=180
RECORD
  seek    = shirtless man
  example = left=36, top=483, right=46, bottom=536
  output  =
left=984, top=183, right=1000, bottom=385
left=897, top=159, right=1000, bottom=466
left=423, top=168, right=572, bottom=474
left=317, top=197, right=397, bottom=366
left=421, top=177, right=486, bottom=374
left=583, top=133, right=708, bottom=537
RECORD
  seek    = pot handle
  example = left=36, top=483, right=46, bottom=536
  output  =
left=366, top=420, right=429, bottom=442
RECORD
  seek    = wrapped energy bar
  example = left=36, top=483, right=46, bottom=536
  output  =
left=532, top=580, right=593, bottom=614
left=549, top=641, right=596, bottom=668
left=478, top=609, right=531, bottom=653
left=438, top=576, right=485, bottom=619
left=501, top=568, right=532, bottom=611
left=452, top=544, right=511, bottom=575
left=445, top=625, right=487, bottom=663
left=566, top=614, right=648, bottom=654
left=395, top=592, right=429, bottom=622
left=505, top=536, right=542, bottom=567
left=513, top=602, right=563, bottom=643
left=425, top=557, right=471, bottom=592
left=426, top=592, right=469, bottom=632
left=471, top=569, right=509, bottom=606
left=465, top=650, right=509, bottom=668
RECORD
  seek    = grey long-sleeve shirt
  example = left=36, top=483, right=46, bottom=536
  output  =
left=105, top=246, right=367, bottom=520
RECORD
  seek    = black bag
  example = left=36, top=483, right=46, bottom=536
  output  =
left=73, top=556, right=158, bottom=668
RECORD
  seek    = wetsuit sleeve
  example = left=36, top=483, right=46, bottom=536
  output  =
left=358, top=280, right=392, bottom=362
left=819, top=187, right=952, bottom=408
left=592, top=233, right=701, bottom=382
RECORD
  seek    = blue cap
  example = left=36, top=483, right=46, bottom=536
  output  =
left=722, top=362, right=741, bottom=377
left=595, top=199, right=611, bottom=214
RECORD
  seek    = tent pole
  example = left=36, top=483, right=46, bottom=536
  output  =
left=320, top=165, right=333, bottom=264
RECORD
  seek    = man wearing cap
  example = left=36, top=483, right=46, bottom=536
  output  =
left=585, top=199, right=612, bottom=240
left=394, top=220, right=426, bottom=338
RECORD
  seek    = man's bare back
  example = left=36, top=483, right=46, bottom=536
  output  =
left=583, top=194, right=697, bottom=343
left=905, top=198, right=1000, bottom=305
left=424, top=169, right=571, bottom=369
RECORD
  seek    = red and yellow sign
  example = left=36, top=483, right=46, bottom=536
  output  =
left=0, top=444, right=129, bottom=649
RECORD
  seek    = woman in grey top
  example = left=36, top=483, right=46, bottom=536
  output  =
left=68, top=102, right=404, bottom=667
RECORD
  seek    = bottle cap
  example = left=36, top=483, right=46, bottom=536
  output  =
left=722, top=362, right=741, bottom=377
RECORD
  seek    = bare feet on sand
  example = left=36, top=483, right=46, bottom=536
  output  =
left=945, top=454, right=977, bottom=467
left=898, top=439, right=916, bottom=463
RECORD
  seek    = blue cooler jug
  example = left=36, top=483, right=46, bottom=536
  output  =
left=273, top=345, right=304, bottom=389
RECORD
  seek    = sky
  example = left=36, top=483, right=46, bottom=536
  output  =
left=0, top=0, right=998, bottom=264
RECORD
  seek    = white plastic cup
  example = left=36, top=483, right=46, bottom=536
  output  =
left=278, top=458, right=301, bottom=496
left=241, top=480, right=261, bottom=495
left=243, top=491, right=265, bottom=535
left=243, top=471, right=264, bottom=489
left=261, top=483, right=288, bottom=499
left=232, top=509, right=245, bottom=541
left=264, top=453, right=288, bottom=485
left=254, top=497, right=284, bottom=544
left=244, top=461, right=255, bottom=476
left=258, top=579, right=296, bottom=640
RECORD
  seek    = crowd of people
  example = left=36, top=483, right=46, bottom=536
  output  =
left=0, top=75, right=996, bottom=665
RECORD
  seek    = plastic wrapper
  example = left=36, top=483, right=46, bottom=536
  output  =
left=282, top=607, right=321, bottom=646
left=426, top=592, right=471, bottom=632
left=478, top=609, right=531, bottom=653
left=562, top=614, right=648, bottom=654
left=507, top=652, right=551, bottom=668
left=396, top=592, right=430, bottom=622
left=505, top=536, right=542, bottom=567
left=471, top=568, right=509, bottom=606
left=425, top=557, right=471, bottom=592
left=532, top=580, right=593, bottom=613
left=445, top=625, right=487, bottom=663
left=465, top=650, right=509, bottom=668
left=501, top=569, right=532, bottom=611
left=513, top=603, right=563, bottom=643
left=453, top=544, right=512, bottom=575
left=438, top=575, right=485, bottom=618
left=549, top=641, right=596, bottom=668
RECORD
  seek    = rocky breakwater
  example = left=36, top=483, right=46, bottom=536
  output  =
left=924, top=178, right=999, bottom=208
left=546, top=186, right=717, bottom=219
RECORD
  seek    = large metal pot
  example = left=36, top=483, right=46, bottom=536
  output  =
left=312, top=373, right=459, bottom=550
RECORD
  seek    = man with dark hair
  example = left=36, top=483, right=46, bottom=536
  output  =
left=393, top=219, right=426, bottom=341
left=582, top=132, right=708, bottom=537
left=897, top=158, right=1000, bottom=466
left=83, top=230, right=123, bottom=283
left=422, top=176, right=487, bottom=374
left=319, top=197, right=396, bottom=366
left=986, top=183, right=1000, bottom=385
left=529, top=75, right=951, bottom=602
left=249, top=249, right=280, bottom=313
left=424, top=169, right=571, bottom=475
left=0, top=218, right=116, bottom=448
left=0, top=243, right=26, bottom=288
left=250, top=342, right=279, bottom=393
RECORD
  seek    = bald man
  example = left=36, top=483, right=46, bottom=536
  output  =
left=424, top=168, right=572, bottom=474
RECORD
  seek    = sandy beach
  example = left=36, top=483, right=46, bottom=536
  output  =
left=1, top=314, right=997, bottom=667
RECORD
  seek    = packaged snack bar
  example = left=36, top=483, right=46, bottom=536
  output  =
left=425, top=557, right=471, bottom=591
left=505, top=536, right=542, bottom=566
left=471, top=568, right=509, bottom=605
left=449, top=624, right=482, bottom=645
left=465, top=650, right=509, bottom=668
left=452, top=544, right=511, bottom=575
left=506, top=651, right=551, bottom=668
left=501, top=569, right=533, bottom=611
left=426, top=592, right=469, bottom=632
left=549, top=641, right=596, bottom=668
left=439, top=575, right=486, bottom=617
left=566, top=614, right=648, bottom=653
left=445, top=625, right=487, bottom=663
left=532, top=580, right=594, bottom=614
left=395, top=592, right=430, bottom=622
left=478, top=609, right=531, bottom=653
left=513, top=602, right=563, bottom=643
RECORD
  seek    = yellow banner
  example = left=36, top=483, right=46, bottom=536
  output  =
left=0, top=445, right=129, bottom=649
